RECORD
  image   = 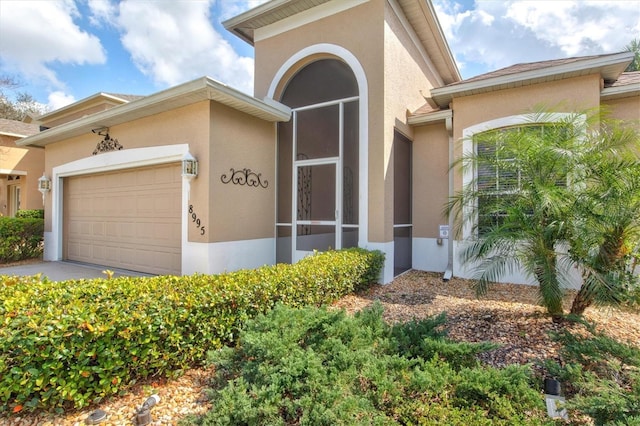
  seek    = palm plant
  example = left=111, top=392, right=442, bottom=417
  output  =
left=447, top=109, right=639, bottom=318
left=568, top=122, right=640, bottom=314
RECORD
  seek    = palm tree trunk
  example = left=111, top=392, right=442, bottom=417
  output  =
left=570, top=229, right=626, bottom=316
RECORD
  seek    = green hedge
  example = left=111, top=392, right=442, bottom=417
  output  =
left=0, top=217, right=44, bottom=263
left=0, top=248, right=384, bottom=412
left=15, top=210, right=44, bottom=219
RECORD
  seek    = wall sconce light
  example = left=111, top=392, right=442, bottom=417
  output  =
left=182, top=152, right=198, bottom=181
left=38, top=173, right=51, bottom=204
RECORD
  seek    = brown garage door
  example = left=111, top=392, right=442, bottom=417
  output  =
left=64, top=163, right=182, bottom=275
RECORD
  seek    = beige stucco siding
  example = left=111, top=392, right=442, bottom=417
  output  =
left=603, top=95, right=640, bottom=122
left=253, top=1, right=389, bottom=244
left=0, top=135, right=45, bottom=214
left=205, top=101, right=277, bottom=243
left=411, top=122, right=449, bottom=238
left=450, top=74, right=602, bottom=199
left=382, top=2, right=443, bottom=241
left=42, top=101, right=211, bottom=233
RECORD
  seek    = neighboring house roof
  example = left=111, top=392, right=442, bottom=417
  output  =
left=0, top=118, right=39, bottom=138
left=16, top=77, right=291, bottom=148
left=427, top=51, right=635, bottom=109
left=223, top=0, right=461, bottom=85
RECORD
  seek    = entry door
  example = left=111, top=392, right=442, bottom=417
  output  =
left=293, top=159, right=339, bottom=262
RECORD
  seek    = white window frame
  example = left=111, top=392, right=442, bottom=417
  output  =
left=461, top=113, right=583, bottom=239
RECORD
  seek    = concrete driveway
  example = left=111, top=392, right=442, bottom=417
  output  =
left=0, top=261, right=153, bottom=282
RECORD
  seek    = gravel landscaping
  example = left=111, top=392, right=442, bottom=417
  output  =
left=2, top=269, right=638, bottom=425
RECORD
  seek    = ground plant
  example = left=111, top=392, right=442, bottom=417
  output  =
left=186, top=303, right=551, bottom=426
left=544, top=318, right=640, bottom=425
left=0, top=248, right=383, bottom=413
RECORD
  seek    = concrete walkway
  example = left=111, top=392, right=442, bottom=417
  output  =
left=0, top=261, right=153, bottom=282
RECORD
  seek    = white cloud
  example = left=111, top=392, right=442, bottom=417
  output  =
left=0, top=0, right=106, bottom=86
left=433, top=0, right=640, bottom=78
left=47, top=91, right=77, bottom=110
left=88, top=0, right=259, bottom=94
left=216, top=0, right=271, bottom=21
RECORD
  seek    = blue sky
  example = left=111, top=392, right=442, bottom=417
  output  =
left=1, top=0, right=638, bottom=112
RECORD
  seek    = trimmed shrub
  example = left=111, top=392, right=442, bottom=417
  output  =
left=15, top=210, right=44, bottom=219
left=0, top=217, right=44, bottom=263
left=188, top=303, right=549, bottom=426
left=543, top=319, right=640, bottom=424
left=0, top=248, right=384, bottom=413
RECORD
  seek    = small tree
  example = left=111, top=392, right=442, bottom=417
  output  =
left=447, top=109, right=640, bottom=318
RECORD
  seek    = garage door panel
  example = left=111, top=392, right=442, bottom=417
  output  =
left=64, top=163, right=181, bottom=275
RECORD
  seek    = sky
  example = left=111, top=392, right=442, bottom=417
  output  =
left=0, top=0, right=638, bottom=112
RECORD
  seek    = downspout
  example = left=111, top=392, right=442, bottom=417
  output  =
left=443, top=114, right=454, bottom=281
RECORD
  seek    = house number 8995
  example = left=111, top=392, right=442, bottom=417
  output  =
left=189, top=205, right=205, bottom=235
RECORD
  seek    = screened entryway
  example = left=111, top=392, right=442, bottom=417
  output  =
left=276, top=59, right=360, bottom=263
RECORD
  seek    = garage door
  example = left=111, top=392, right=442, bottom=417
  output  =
left=64, top=163, right=182, bottom=275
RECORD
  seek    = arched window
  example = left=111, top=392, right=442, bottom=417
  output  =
left=276, top=59, right=359, bottom=263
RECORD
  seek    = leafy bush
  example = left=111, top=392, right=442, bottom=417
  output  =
left=0, top=248, right=384, bottom=413
left=0, top=217, right=43, bottom=262
left=15, top=210, right=44, bottom=219
left=544, top=319, right=640, bottom=424
left=188, top=303, right=550, bottom=426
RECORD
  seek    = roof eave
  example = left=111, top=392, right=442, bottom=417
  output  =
left=601, top=84, right=640, bottom=100
left=17, top=77, right=291, bottom=148
left=431, top=51, right=634, bottom=107
left=222, top=0, right=293, bottom=45
left=407, top=109, right=452, bottom=126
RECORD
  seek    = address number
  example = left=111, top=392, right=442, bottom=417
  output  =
left=189, top=204, right=205, bottom=235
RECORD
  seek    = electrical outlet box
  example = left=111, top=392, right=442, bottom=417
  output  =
left=439, top=225, right=449, bottom=239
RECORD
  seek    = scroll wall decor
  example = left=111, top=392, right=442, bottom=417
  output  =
left=92, top=128, right=123, bottom=155
left=220, top=168, right=269, bottom=188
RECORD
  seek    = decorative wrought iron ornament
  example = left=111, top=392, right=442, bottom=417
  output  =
left=220, top=168, right=269, bottom=188
left=92, top=133, right=123, bottom=155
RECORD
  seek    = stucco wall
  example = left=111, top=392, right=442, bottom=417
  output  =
left=603, top=95, right=640, bottom=123
left=451, top=74, right=602, bottom=199
left=42, top=101, right=211, bottom=233
left=205, top=101, right=276, bottom=243
left=411, top=122, right=449, bottom=238
left=253, top=1, right=386, bottom=245
left=382, top=1, right=443, bottom=242
left=0, top=135, right=45, bottom=214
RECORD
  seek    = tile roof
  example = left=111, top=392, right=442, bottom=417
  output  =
left=0, top=118, right=40, bottom=137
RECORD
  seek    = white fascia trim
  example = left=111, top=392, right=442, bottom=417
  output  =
left=266, top=43, right=369, bottom=251
left=222, top=0, right=296, bottom=34
left=254, top=0, right=369, bottom=43
left=0, top=131, right=31, bottom=138
left=387, top=0, right=444, bottom=87
left=18, top=77, right=290, bottom=147
left=36, top=92, right=131, bottom=122
left=601, top=84, right=640, bottom=100
left=0, top=169, right=27, bottom=175
left=47, top=144, right=191, bottom=263
left=432, top=52, right=635, bottom=106
left=407, top=109, right=452, bottom=126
